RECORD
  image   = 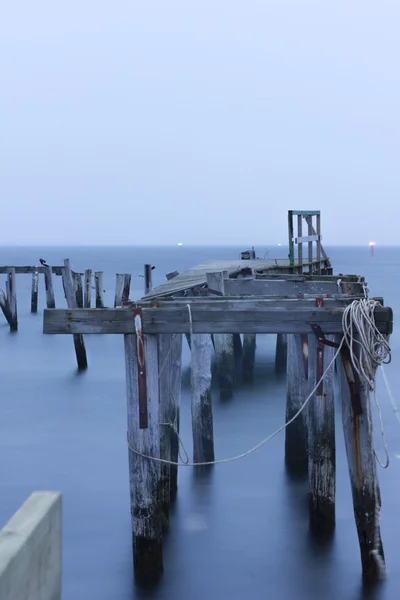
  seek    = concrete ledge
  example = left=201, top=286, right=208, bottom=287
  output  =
left=0, top=491, right=62, bottom=600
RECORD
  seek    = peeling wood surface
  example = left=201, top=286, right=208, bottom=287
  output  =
left=206, top=272, right=235, bottom=399
left=141, top=258, right=331, bottom=300
left=43, top=305, right=393, bottom=336
left=31, top=270, right=39, bottom=313
left=336, top=338, right=385, bottom=578
left=191, top=333, right=215, bottom=463
left=285, top=334, right=308, bottom=474
left=43, top=265, right=56, bottom=309
left=95, top=272, right=104, bottom=308
left=124, top=333, right=163, bottom=581
left=61, top=260, right=87, bottom=370
left=84, top=269, right=92, bottom=308
left=158, top=333, right=183, bottom=519
left=0, top=266, right=63, bottom=275
left=307, top=334, right=336, bottom=532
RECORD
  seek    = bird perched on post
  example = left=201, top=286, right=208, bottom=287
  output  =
left=39, top=258, right=49, bottom=267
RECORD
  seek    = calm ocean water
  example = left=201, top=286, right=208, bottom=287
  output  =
left=1, top=245, right=400, bottom=600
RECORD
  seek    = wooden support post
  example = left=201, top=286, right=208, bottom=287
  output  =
left=158, top=333, right=183, bottom=524
left=124, top=333, right=163, bottom=583
left=336, top=338, right=385, bottom=579
left=233, top=333, right=243, bottom=361
left=144, top=264, right=153, bottom=295
left=191, top=333, right=215, bottom=463
left=84, top=269, right=92, bottom=308
left=95, top=272, right=104, bottom=308
left=242, top=334, right=256, bottom=381
left=6, top=269, right=17, bottom=331
left=72, top=272, right=83, bottom=308
left=308, top=216, right=313, bottom=273
left=31, top=269, right=39, bottom=313
left=307, top=333, right=335, bottom=533
left=43, top=265, right=56, bottom=309
left=0, top=289, right=13, bottom=327
left=275, top=333, right=287, bottom=374
left=316, top=214, right=321, bottom=275
left=285, top=334, right=308, bottom=474
left=122, top=273, right=131, bottom=304
left=62, top=260, right=88, bottom=370
left=206, top=272, right=235, bottom=399
left=297, top=215, right=303, bottom=273
left=114, top=274, right=125, bottom=307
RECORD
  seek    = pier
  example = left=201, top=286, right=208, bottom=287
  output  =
left=39, top=211, right=393, bottom=584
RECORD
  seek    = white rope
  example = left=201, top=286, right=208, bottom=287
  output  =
left=126, top=337, right=344, bottom=466
left=342, top=298, right=391, bottom=391
left=127, top=298, right=393, bottom=472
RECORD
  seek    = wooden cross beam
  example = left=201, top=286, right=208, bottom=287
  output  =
left=43, top=303, right=393, bottom=335
left=0, top=266, right=64, bottom=275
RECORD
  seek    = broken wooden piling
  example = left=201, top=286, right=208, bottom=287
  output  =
left=95, top=272, right=104, bottom=308
left=0, top=289, right=13, bottom=328
left=43, top=265, right=56, bottom=309
left=191, top=333, right=215, bottom=463
left=84, top=269, right=92, bottom=308
left=124, top=331, right=163, bottom=583
left=114, top=274, right=125, bottom=307
left=206, top=271, right=235, bottom=399
left=62, top=260, right=88, bottom=370
left=158, top=333, right=183, bottom=523
left=307, top=332, right=336, bottom=533
left=285, top=334, right=308, bottom=474
left=336, top=337, right=385, bottom=579
left=31, top=269, right=39, bottom=313
left=6, top=269, right=17, bottom=331
left=144, top=264, right=153, bottom=295
left=72, top=272, right=83, bottom=308
left=275, top=333, right=287, bottom=374
left=115, top=273, right=131, bottom=308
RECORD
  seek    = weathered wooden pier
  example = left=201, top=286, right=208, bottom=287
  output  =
left=39, top=211, right=393, bottom=585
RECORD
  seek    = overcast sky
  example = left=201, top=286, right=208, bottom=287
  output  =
left=1, top=1, right=399, bottom=245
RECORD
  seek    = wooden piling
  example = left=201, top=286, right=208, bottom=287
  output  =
left=158, top=333, right=183, bottom=522
left=307, top=333, right=336, bottom=533
left=84, top=269, right=92, bottom=308
left=191, top=333, right=215, bottom=463
left=144, top=264, right=153, bottom=295
left=124, top=333, right=163, bottom=583
left=233, top=333, right=243, bottom=360
left=275, top=333, right=287, bottom=374
left=95, top=272, right=104, bottom=308
left=62, top=260, right=88, bottom=370
left=31, top=269, right=39, bottom=313
left=43, top=265, right=56, bottom=309
left=6, top=269, right=17, bottom=331
left=242, top=334, right=256, bottom=381
left=122, top=273, right=131, bottom=304
left=285, top=334, right=308, bottom=475
left=72, top=272, right=83, bottom=308
left=0, top=289, right=13, bottom=327
left=336, top=338, right=385, bottom=579
left=114, top=274, right=125, bottom=307
left=206, top=271, right=235, bottom=399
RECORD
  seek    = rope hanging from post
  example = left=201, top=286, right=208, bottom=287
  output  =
left=126, top=298, right=393, bottom=468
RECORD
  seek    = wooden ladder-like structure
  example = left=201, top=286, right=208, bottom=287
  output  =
left=288, top=210, right=332, bottom=274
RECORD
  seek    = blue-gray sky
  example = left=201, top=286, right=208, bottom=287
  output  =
left=1, top=1, right=399, bottom=245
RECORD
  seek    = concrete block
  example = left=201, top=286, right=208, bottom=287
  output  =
left=0, top=491, right=62, bottom=600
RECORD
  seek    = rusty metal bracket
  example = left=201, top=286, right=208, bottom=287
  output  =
left=133, top=307, right=148, bottom=429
